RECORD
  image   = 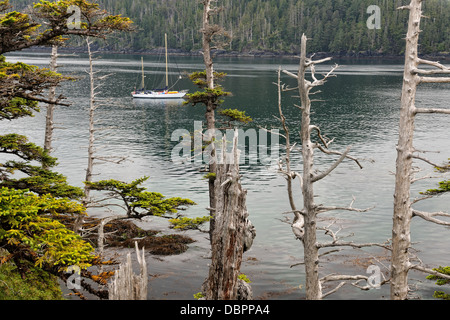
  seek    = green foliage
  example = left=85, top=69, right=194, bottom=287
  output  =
left=238, top=273, right=251, bottom=283
left=427, top=266, right=450, bottom=286
left=0, top=187, right=95, bottom=271
left=426, top=266, right=450, bottom=300
left=169, top=216, right=211, bottom=230
left=0, top=56, right=64, bottom=120
left=85, top=177, right=196, bottom=218
left=33, top=0, right=134, bottom=33
left=435, top=159, right=450, bottom=172
left=188, top=71, right=227, bottom=88
left=421, top=159, right=450, bottom=195
left=0, top=134, right=84, bottom=199
left=0, top=0, right=134, bottom=298
left=219, top=108, right=253, bottom=124
left=423, top=180, right=450, bottom=195
left=193, top=292, right=205, bottom=300
left=1, top=97, right=39, bottom=120
left=1, top=0, right=134, bottom=122
left=420, top=159, right=449, bottom=196
left=0, top=133, right=54, bottom=164
left=0, top=0, right=134, bottom=54
left=0, top=251, right=64, bottom=300
left=432, top=291, right=450, bottom=300
left=202, top=172, right=216, bottom=181
left=184, top=70, right=231, bottom=114
left=184, top=87, right=231, bottom=108
left=1, top=165, right=84, bottom=199
left=0, top=7, right=39, bottom=44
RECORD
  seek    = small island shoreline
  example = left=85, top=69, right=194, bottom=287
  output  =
left=17, top=45, right=450, bottom=62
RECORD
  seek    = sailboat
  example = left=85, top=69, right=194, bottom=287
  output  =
left=132, top=34, right=188, bottom=99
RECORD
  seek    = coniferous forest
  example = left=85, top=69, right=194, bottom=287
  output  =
left=10, top=0, right=450, bottom=56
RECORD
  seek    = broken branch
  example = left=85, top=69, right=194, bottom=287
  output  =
left=412, top=210, right=450, bottom=226
left=414, top=107, right=450, bottom=115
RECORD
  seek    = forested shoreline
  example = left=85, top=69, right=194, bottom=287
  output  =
left=21, top=45, right=450, bottom=61
left=10, top=0, right=450, bottom=57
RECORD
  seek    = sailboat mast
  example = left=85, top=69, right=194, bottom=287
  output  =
left=165, top=33, right=169, bottom=88
left=141, top=56, right=145, bottom=90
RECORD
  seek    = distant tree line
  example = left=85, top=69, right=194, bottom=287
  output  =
left=9, top=0, right=450, bottom=55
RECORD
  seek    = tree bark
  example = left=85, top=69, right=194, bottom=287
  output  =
left=391, top=0, right=450, bottom=299
left=84, top=37, right=96, bottom=205
left=108, top=242, right=148, bottom=300
left=43, top=45, right=58, bottom=159
left=74, top=37, right=96, bottom=233
left=298, top=34, right=322, bottom=300
left=202, top=0, right=217, bottom=239
left=282, top=34, right=388, bottom=299
left=205, top=131, right=254, bottom=300
left=391, top=0, right=422, bottom=300
left=202, top=0, right=215, bottom=93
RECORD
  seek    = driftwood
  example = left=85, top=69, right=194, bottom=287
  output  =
left=108, top=242, right=148, bottom=300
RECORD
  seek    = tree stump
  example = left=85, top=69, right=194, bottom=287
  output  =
left=205, top=130, right=255, bottom=300
left=108, top=242, right=148, bottom=300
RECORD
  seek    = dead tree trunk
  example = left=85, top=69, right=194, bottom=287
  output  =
left=74, top=37, right=97, bottom=233
left=391, top=0, right=450, bottom=300
left=201, top=0, right=218, bottom=238
left=43, top=45, right=58, bottom=159
left=280, top=35, right=384, bottom=300
left=84, top=37, right=96, bottom=206
left=284, top=34, right=341, bottom=300
left=390, top=0, right=421, bottom=300
left=73, top=38, right=125, bottom=233
left=205, top=131, right=255, bottom=300
left=109, top=242, right=148, bottom=300
left=297, top=36, right=321, bottom=300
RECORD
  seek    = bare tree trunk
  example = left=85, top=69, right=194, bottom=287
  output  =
left=205, top=131, right=255, bottom=300
left=44, top=45, right=58, bottom=159
left=84, top=37, right=96, bottom=206
left=297, top=35, right=322, bottom=300
left=202, top=0, right=215, bottom=93
left=391, top=0, right=450, bottom=300
left=390, top=0, right=422, bottom=300
left=281, top=35, right=376, bottom=299
left=199, top=3, right=255, bottom=298
left=74, top=37, right=96, bottom=233
left=201, top=0, right=218, bottom=238
left=109, top=242, right=148, bottom=300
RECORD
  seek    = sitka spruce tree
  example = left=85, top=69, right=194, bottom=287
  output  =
left=85, top=177, right=196, bottom=219
left=184, top=1, right=256, bottom=300
left=184, top=1, right=252, bottom=241
left=0, top=133, right=83, bottom=198
left=0, top=0, right=133, bottom=298
left=0, top=187, right=94, bottom=273
left=185, top=0, right=225, bottom=238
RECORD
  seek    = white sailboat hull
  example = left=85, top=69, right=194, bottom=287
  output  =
left=132, top=90, right=187, bottom=99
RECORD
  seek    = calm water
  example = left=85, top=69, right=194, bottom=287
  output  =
left=3, top=51, right=450, bottom=300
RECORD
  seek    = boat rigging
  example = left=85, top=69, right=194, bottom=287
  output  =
left=132, top=33, right=187, bottom=99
